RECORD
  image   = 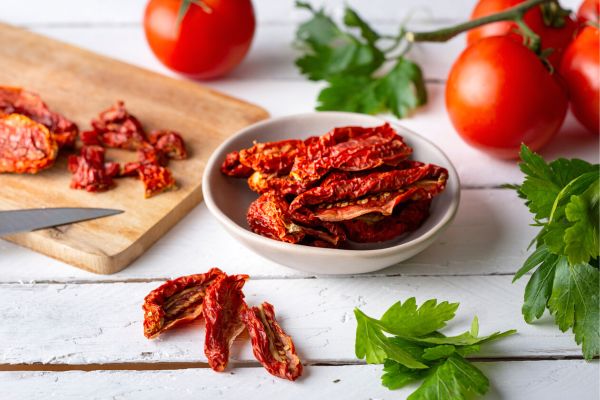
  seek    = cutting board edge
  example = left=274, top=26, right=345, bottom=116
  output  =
left=4, top=185, right=204, bottom=275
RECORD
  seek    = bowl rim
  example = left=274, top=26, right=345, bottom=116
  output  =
left=202, top=111, right=461, bottom=258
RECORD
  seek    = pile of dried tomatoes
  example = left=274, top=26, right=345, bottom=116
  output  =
left=222, top=124, right=448, bottom=247
left=0, top=86, right=186, bottom=198
left=143, top=268, right=302, bottom=381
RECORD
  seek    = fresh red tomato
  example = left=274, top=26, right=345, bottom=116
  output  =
left=467, top=0, right=577, bottom=67
left=560, top=26, right=600, bottom=134
left=446, top=36, right=568, bottom=158
left=577, top=0, right=600, bottom=24
left=144, top=0, right=255, bottom=79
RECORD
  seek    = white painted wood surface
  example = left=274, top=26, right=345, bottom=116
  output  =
left=1, top=361, right=597, bottom=400
left=0, top=1, right=598, bottom=399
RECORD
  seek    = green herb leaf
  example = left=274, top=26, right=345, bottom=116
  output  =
left=295, top=4, right=427, bottom=118
left=517, top=145, right=597, bottom=221
left=422, top=345, right=456, bottom=361
left=522, top=249, right=558, bottom=323
left=408, top=355, right=489, bottom=400
left=548, top=258, right=600, bottom=360
left=343, top=7, right=380, bottom=44
left=355, top=308, right=428, bottom=368
left=379, top=297, right=459, bottom=337
left=382, top=359, right=428, bottom=390
left=295, top=5, right=384, bottom=81
left=563, top=179, right=600, bottom=265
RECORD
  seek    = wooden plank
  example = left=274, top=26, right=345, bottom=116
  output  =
left=2, top=0, right=583, bottom=24
left=0, top=189, right=537, bottom=281
left=0, top=361, right=597, bottom=400
left=0, top=23, right=268, bottom=274
left=0, top=276, right=584, bottom=365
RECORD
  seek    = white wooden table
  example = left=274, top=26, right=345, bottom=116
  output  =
left=1, top=1, right=598, bottom=399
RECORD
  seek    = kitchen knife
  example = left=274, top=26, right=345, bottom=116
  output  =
left=0, top=207, right=123, bottom=237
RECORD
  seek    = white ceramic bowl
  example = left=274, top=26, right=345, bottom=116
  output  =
left=203, top=112, right=460, bottom=275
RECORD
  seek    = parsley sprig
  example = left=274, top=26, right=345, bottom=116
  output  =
left=294, top=2, right=426, bottom=119
left=355, top=297, right=516, bottom=399
left=509, top=145, right=599, bottom=360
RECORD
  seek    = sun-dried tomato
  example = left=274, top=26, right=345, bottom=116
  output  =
left=247, top=192, right=345, bottom=247
left=68, top=146, right=116, bottom=192
left=91, top=101, right=147, bottom=150
left=137, top=163, right=176, bottom=198
left=80, top=130, right=101, bottom=146
left=221, top=151, right=254, bottom=177
left=289, top=162, right=446, bottom=211
left=0, top=86, right=78, bottom=148
left=239, top=139, right=304, bottom=175
left=204, top=273, right=249, bottom=372
left=138, top=145, right=168, bottom=167
left=242, top=302, right=303, bottom=381
left=143, top=268, right=225, bottom=339
left=148, top=130, right=187, bottom=160
left=247, top=171, right=309, bottom=196
left=342, top=200, right=431, bottom=242
left=0, top=114, right=58, bottom=174
left=290, top=124, right=412, bottom=183
left=312, top=171, right=447, bottom=222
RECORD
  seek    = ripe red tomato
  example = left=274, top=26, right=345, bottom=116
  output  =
left=144, top=0, right=256, bottom=79
left=467, top=0, right=577, bottom=67
left=560, top=26, right=600, bottom=134
left=446, top=36, right=568, bottom=158
left=577, top=0, right=600, bottom=24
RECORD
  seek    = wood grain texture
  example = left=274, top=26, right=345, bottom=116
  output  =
left=0, top=276, right=584, bottom=365
left=1, top=361, right=597, bottom=400
left=0, top=23, right=268, bottom=274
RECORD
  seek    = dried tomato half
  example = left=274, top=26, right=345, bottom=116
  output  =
left=68, top=146, right=116, bottom=192
left=148, top=130, right=187, bottom=160
left=342, top=200, right=431, bottom=242
left=204, top=273, right=249, bottom=372
left=143, top=268, right=225, bottom=339
left=242, top=302, right=303, bottom=381
left=221, top=151, right=254, bottom=178
left=289, top=162, right=443, bottom=211
left=247, top=192, right=345, bottom=247
left=0, top=86, right=78, bottom=148
left=0, top=114, right=58, bottom=174
left=312, top=171, right=448, bottom=222
left=290, top=124, right=412, bottom=183
left=138, top=163, right=176, bottom=198
left=239, top=139, right=304, bottom=175
left=91, top=101, right=147, bottom=150
left=247, top=171, right=309, bottom=196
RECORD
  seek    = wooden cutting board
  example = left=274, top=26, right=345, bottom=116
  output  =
left=0, top=22, right=269, bottom=274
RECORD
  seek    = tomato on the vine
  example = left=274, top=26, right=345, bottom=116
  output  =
left=446, top=36, right=568, bottom=158
left=144, top=0, right=256, bottom=79
left=467, top=0, right=577, bottom=67
left=577, top=0, right=600, bottom=24
left=560, top=26, right=600, bottom=134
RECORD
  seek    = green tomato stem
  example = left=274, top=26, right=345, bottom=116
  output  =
left=404, top=0, right=549, bottom=44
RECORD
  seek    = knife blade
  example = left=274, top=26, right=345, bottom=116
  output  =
left=0, top=207, right=124, bottom=237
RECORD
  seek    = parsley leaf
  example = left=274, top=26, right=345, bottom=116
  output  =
left=511, top=145, right=600, bottom=360
left=295, top=3, right=427, bottom=118
left=548, top=258, right=600, bottom=360
left=563, top=179, right=600, bottom=265
left=379, top=297, right=459, bottom=337
left=295, top=2, right=384, bottom=81
left=408, top=355, right=489, bottom=400
left=355, top=298, right=515, bottom=399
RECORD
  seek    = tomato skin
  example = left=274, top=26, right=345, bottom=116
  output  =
left=467, top=0, right=577, bottom=67
left=577, top=0, right=600, bottom=24
left=144, top=0, right=255, bottom=79
left=560, top=26, right=600, bottom=134
left=446, top=36, right=568, bottom=158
